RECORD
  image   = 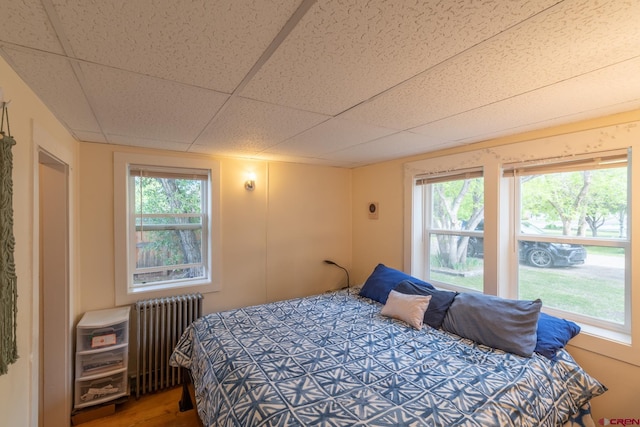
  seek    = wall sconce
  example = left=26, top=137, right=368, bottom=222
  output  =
left=245, top=172, right=256, bottom=191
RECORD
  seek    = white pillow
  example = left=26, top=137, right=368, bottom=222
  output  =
left=381, top=290, right=432, bottom=329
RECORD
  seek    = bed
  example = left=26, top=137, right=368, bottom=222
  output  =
left=170, top=266, right=606, bottom=427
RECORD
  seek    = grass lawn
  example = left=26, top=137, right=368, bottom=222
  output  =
left=430, top=255, right=625, bottom=325
left=518, top=267, right=624, bottom=324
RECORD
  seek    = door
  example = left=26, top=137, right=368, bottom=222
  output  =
left=38, top=150, right=70, bottom=427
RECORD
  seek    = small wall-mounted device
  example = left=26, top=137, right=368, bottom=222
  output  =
left=245, top=172, right=256, bottom=191
left=368, top=202, right=379, bottom=220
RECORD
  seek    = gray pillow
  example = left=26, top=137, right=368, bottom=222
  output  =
left=442, top=292, right=542, bottom=357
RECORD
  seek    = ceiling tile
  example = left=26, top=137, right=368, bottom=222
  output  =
left=341, top=0, right=640, bottom=130
left=78, top=62, right=229, bottom=144
left=320, top=131, right=457, bottom=166
left=194, top=96, right=329, bottom=154
left=51, top=0, right=303, bottom=93
left=265, top=118, right=396, bottom=156
left=0, top=0, right=65, bottom=53
left=241, top=0, right=560, bottom=115
left=1, top=47, right=101, bottom=133
left=412, top=57, right=640, bottom=144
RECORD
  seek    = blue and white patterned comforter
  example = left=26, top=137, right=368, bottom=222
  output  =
left=170, top=289, right=606, bottom=427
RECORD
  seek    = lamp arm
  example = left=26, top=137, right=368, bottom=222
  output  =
left=323, top=259, right=350, bottom=290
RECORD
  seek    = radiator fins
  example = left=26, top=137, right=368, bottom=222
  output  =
left=133, top=293, right=202, bottom=398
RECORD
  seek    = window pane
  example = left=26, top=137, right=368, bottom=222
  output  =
left=425, top=177, right=484, bottom=290
left=430, top=178, right=484, bottom=230
left=133, top=174, right=206, bottom=287
left=135, top=176, right=203, bottom=214
left=518, top=245, right=625, bottom=325
left=520, top=168, right=627, bottom=239
left=518, top=165, right=628, bottom=327
left=136, top=229, right=202, bottom=268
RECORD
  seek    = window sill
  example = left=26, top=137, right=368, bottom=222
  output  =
left=115, top=280, right=219, bottom=306
left=568, top=323, right=640, bottom=366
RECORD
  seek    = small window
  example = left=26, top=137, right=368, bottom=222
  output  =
left=114, top=153, right=221, bottom=305
left=414, top=169, right=484, bottom=291
left=130, top=167, right=208, bottom=290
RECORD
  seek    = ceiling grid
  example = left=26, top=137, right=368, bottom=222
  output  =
left=0, top=0, right=638, bottom=167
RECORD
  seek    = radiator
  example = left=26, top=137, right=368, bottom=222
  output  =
left=133, top=293, right=202, bottom=398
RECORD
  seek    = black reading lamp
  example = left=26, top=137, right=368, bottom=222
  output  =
left=323, top=259, right=350, bottom=293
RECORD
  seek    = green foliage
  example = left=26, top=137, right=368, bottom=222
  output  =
left=521, top=167, right=627, bottom=236
left=135, top=177, right=202, bottom=215
left=432, top=178, right=484, bottom=229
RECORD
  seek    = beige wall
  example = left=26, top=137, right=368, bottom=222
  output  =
left=77, top=144, right=352, bottom=316
left=0, top=56, right=78, bottom=426
left=352, top=159, right=406, bottom=281
left=351, top=111, right=640, bottom=421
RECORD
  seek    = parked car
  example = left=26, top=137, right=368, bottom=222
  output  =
left=466, top=221, right=587, bottom=268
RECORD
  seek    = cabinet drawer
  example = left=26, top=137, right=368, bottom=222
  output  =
left=76, top=346, right=127, bottom=379
left=77, top=320, right=128, bottom=352
left=75, top=370, right=127, bottom=408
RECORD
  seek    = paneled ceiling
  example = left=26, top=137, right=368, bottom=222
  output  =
left=1, top=0, right=639, bottom=167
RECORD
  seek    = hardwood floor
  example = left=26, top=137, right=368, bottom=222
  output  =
left=76, top=386, right=203, bottom=427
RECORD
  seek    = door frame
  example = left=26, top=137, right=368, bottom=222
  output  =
left=31, top=123, right=75, bottom=427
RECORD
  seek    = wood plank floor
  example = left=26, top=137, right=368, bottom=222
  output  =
left=77, top=386, right=203, bottom=427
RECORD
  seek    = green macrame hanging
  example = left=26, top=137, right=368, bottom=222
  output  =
left=0, top=101, right=18, bottom=375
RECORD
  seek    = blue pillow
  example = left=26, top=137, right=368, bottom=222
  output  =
left=535, top=312, right=581, bottom=359
left=359, top=264, right=434, bottom=304
left=442, top=292, right=542, bottom=357
left=393, top=280, right=457, bottom=329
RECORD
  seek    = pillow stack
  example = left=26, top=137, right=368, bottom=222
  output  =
left=361, top=264, right=457, bottom=330
left=360, top=263, right=581, bottom=358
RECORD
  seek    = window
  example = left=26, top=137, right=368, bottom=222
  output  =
left=406, top=144, right=635, bottom=363
left=130, top=167, right=208, bottom=289
left=114, top=153, right=221, bottom=305
left=508, top=151, right=629, bottom=333
left=413, top=169, right=484, bottom=291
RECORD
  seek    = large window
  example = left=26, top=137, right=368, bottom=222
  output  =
left=409, top=147, right=631, bottom=354
left=509, top=151, right=629, bottom=332
left=114, top=153, right=221, bottom=305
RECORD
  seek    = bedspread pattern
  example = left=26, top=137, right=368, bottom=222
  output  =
left=170, top=290, right=605, bottom=426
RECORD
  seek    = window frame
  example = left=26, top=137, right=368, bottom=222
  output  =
left=403, top=134, right=639, bottom=366
left=412, top=168, right=485, bottom=292
left=114, top=152, right=221, bottom=305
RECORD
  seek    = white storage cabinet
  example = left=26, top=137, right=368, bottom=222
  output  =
left=74, top=307, right=130, bottom=409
